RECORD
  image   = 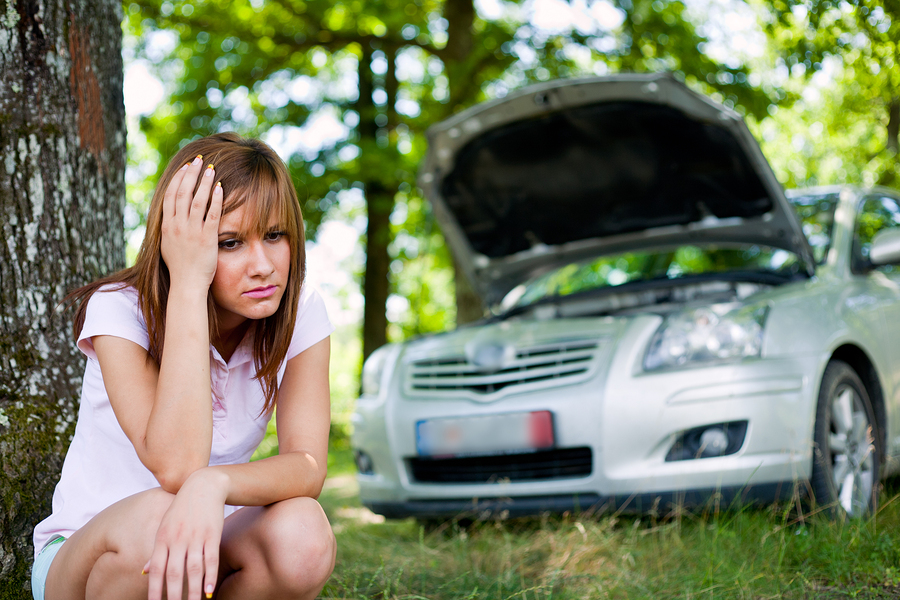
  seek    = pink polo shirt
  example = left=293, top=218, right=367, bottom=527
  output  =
left=33, top=284, right=334, bottom=558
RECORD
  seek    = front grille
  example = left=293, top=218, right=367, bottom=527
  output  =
left=409, top=447, right=593, bottom=483
left=407, top=340, right=599, bottom=395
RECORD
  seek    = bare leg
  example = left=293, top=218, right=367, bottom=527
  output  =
left=45, top=488, right=175, bottom=600
left=216, top=497, right=335, bottom=600
left=42, top=491, right=333, bottom=600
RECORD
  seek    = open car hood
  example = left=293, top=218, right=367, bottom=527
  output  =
left=419, top=73, right=816, bottom=307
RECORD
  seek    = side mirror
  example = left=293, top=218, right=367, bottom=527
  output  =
left=869, top=228, right=900, bottom=266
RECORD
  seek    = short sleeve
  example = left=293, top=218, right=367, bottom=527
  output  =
left=77, top=286, right=150, bottom=360
left=285, top=284, right=335, bottom=361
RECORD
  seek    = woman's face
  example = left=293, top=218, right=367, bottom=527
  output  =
left=210, top=203, right=291, bottom=333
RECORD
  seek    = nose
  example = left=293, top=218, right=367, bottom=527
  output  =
left=246, top=239, right=276, bottom=277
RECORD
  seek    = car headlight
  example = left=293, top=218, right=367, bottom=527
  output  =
left=361, top=344, right=395, bottom=397
left=643, top=302, right=769, bottom=371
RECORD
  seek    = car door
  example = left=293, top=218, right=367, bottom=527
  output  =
left=852, top=192, right=900, bottom=454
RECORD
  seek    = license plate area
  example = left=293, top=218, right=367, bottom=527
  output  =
left=416, top=410, right=554, bottom=458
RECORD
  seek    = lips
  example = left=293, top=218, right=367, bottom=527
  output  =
left=243, top=285, right=278, bottom=299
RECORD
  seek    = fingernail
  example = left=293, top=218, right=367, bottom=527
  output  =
left=206, top=583, right=214, bottom=598
left=206, top=594, right=212, bottom=599
left=215, top=181, right=222, bottom=190
left=180, top=163, right=189, bottom=171
left=141, top=568, right=148, bottom=575
left=193, top=154, right=203, bottom=165
left=205, top=164, right=214, bottom=176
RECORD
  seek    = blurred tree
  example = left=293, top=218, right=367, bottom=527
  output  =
left=0, top=0, right=125, bottom=596
left=126, top=0, right=774, bottom=364
left=763, top=0, right=899, bottom=188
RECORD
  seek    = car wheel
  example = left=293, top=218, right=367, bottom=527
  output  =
left=810, top=360, right=880, bottom=518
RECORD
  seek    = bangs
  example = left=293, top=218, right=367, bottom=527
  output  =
left=218, top=159, right=299, bottom=239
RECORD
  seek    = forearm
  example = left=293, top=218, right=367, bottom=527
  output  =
left=187, top=451, right=327, bottom=508
left=144, top=283, right=214, bottom=487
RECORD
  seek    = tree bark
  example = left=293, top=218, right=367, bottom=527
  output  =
left=887, top=96, right=899, bottom=155
left=359, top=43, right=394, bottom=363
left=0, top=0, right=125, bottom=596
left=442, top=0, right=485, bottom=324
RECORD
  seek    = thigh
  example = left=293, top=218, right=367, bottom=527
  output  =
left=217, top=497, right=336, bottom=599
left=45, top=487, right=175, bottom=600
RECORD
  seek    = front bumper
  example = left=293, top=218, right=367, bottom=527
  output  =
left=352, top=318, right=822, bottom=519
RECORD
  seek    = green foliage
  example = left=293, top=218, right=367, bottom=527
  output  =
left=124, top=0, right=776, bottom=349
left=761, top=0, right=900, bottom=189
left=389, top=189, right=457, bottom=339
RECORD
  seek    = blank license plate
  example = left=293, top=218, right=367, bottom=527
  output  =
left=416, top=411, right=554, bottom=458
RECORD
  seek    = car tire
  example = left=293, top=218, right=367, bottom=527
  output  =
left=810, top=360, right=880, bottom=519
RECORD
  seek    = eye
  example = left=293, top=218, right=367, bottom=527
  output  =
left=218, top=238, right=241, bottom=250
left=265, top=230, right=287, bottom=242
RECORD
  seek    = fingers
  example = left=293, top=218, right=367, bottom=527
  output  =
left=145, top=543, right=169, bottom=600
left=146, top=540, right=218, bottom=600
left=203, top=539, right=220, bottom=599
left=189, top=163, right=217, bottom=225
left=161, top=154, right=221, bottom=238
left=166, top=548, right=185, bottom=600
left=186, top=542, right=205, bottom=600
left=206, top=180, right=223, bottom=233
left=162, top=162, right=190, bottom=220
left=171, top=155, right=205, bottom=219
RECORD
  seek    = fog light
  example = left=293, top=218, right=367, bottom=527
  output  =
left=354, top=449, right=375, bottom=475
left=665, top=421, right=748, bottom=462
left=699, top=428, right=729, bottom=457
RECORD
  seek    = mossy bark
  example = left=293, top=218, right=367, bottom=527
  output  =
left=0, top=0, right=125, bottom=596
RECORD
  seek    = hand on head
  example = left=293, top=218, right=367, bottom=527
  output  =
left=160, top=154, right=224, bottom=291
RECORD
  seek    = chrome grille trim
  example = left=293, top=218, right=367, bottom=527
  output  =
left=406, top=339, right=600, bottom=396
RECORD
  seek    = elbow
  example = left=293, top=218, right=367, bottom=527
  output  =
left=142, top=439, right=210, bottom=493
left=312, top=470, right=327, bottom=499
left=153, top=468, right=190, bottom=493
left=309, top=459, right=328, bottom=498
left=151, top=462, right=208, bottom=493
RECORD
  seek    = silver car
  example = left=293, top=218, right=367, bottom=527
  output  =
left=352, top=73, right=900, bottom=519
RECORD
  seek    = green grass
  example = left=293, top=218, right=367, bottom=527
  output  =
left=318, top=448, right=900, bottom=599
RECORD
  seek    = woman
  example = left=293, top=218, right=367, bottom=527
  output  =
left=31, top=133, right=335, bottom=600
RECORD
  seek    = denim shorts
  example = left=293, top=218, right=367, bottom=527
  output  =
left=31, top=537, right=65, bottom=600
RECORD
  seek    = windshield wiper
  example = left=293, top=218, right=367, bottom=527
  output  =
left=492, top=269, right=803, bottom=322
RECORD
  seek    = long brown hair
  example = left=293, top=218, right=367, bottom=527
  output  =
left=67, top=133, right=306, bottom=412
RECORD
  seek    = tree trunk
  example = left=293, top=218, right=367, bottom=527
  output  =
left=0, top=0, right=125, bottom=596
left=887, top=96, right=899, bottom=155
left=442, top=0, right=484, bottom=324
left=877, top=96, right=900, bottom=187
left=453, top=262, right=484, bottom=324
left=358, top=43, right=394, bottom=363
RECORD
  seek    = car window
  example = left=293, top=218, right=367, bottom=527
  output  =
left=788, top=192, right=838, bottom=265
left=508, top=244, right=803, bottom=309
left=855, top=194, right=900, bottom=274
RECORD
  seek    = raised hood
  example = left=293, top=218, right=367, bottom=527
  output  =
left=419, top=73, right=815, bottom=307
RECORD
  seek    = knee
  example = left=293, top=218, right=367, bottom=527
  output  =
left=133, top=487, right=176, bottom=542
left=262, top=498, right=336, bottom=594
left=83, top=487, right=176, bottom=583
left=109, top=487, right=175, bottom=562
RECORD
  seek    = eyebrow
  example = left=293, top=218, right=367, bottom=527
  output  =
left=217, top=224, right=284, bottom=238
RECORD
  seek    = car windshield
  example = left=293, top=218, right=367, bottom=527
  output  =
left=787, top=191, right=839, bottom=264
left=501, top=191, right=839, bottom=312
left=504, top=244, right=805, bottom=311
